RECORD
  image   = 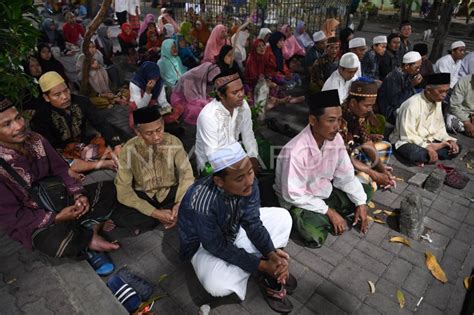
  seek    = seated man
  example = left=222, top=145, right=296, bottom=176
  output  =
left=113, top=106, right=194, bottom=233
left=390, top=73, right=460, bottom=165
left=309, top=37, right=340, bottom=93
left=275, top=90, right=370, bottom=248
left=178, top=143, right=295, bottom=313
left=31, top=71, right=122, bottom=177
left=341, top=79, right=395, bottom=189
left=449, top=74, right=474, bottom=137
left=0, top=97, right=118, bottom=258
left=377, top=51, right=423, bottom=124
left=196, top=72, right=259, bottom=173
left=322, top=52, right=360, bottom=104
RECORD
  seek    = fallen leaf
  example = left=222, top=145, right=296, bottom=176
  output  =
left=368, top=280, right=376, bottom=294
left=464, top=276, right=472, bottom=289
left=368, top=216, right=386, bottom=224
left=466, top=163, right=473, bottom=170
left=425, top=251, right=448, bottom=283
left=6, top=278, right=16, bottom=284
left=397, top=289, right=405, bottom=309
left=394, top=177, right=404, bottom=181
left=384, top=210, right=398, bottom=217
left=390, top=236, right=411, bottom=247
left=373, top=209, right=382, bottom=215
left=368, top=201, right=375, bottom=209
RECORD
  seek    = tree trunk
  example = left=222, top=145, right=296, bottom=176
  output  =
left=427, top=0, right=442, bottom=20
left=80, top=0, right=113, bottom=95
left=429, top=1, right=454, bottom=62
left=400, top=0, right=413, bottom=22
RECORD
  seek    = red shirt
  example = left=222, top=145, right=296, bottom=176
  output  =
left=62, top=23, right=85, bottom=45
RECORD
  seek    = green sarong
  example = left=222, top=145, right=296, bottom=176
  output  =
left=290, top=184, right=373, bottom=248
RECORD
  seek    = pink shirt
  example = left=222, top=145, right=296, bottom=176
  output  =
left=274, top=125, right=366, bottom=214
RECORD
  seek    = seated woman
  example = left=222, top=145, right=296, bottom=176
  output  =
left=128, top=61, right=184, bottom=127
left=191, top=18, right=211, bottom=55
left=245, top=39, right=304, bottom=114
left=257, top=27, right=272, bottom=43
left=267, top=32, right=301, bottom=90
left=94, top=22, right=114, bottom=65
left=138, top=13, right=156, bottom=45
left=139, top=22, right=160, bottom=50
left=177, top=33, right=200, bottom=69
left=39, top=18, right=65, bottom=53
left=202, top=24, right=229, bottom=63
left=157, top=8, right=180, bottom=35
left=22, top=56, right=47, bottom=119
left=158, top=38, right=187, bottom=88
left=279, top=24, right=305, bottom=61
left=117, top=23, right=138, bottom=64
left=171, top=62, right=221, bottom=125
left=162, top=23, right=176, bottom=39
left=294, top=21, right=314, bottom=50
left=321, top=18, right=340, bottom=39
left=37, top=43, right=69, bottom=84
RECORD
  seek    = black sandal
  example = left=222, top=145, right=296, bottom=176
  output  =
left=258, top=275, right=293, bottom=314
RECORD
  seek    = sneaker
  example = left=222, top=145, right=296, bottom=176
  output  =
left=446, top=114, right=465, bottom=134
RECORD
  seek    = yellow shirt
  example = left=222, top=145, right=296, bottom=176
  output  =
left=390, top=92, right=456, bottom=150
left=115, top=133, right=194, bottom=216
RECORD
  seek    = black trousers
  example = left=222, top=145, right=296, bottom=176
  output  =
left=396, top=142, right=462, bottom=164
left=32, top=181, right=116, bottom=259
left=111, top=186, right=178, bottom=231
left=116, top=10, right=127, bottom=26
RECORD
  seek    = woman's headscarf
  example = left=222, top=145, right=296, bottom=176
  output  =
left=118, top=23, right=137, bottom=44
left=321, top=18, right=340, bottom=38
left=158, top=38, right=187, bottom=87
left=191, top=19, right=211, bottom=46
left=36, top=43, right=67, bottom=80
left=157, top=10, right=180, bottom=35
left=180, top=21, right=192, bottom=43
left=279, top=25, right=305, bottom=59
left=131, top=61, right=163, bottom=99
left=245, top=39, right=267, bottom=85
left=231, top=30, right=250, bottom=62
left=258, top=28, right=272, bottom=41
left=216, top=45, right=241, bottom=76
left=139, top=14, right=156, bottom=36
left=268, top=32, right=285, bottom=72
left=146, top=29, right=161, bottom=50
left=202, top=24, right=228, bottom=63
left=41, top=18, right=57, bottom=43
left=23, top=56, right=42, bottom=79
left=89, top=58, right=111, bottom=94
left=174, top=62, right=220, bottom=102
left=339, top=27, right=354, bottom=55
left=163, top=23, right=175, bottom=38
left=176, top=33, right=196, bottom=61
left=295, top=20, right=314, bottom=49
left=96, top=24, right=113, bottom=56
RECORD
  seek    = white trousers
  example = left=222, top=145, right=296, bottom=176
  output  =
left=191, top=207, right=292, bottom=300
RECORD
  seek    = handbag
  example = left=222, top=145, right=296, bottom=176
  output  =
left=0, top=158, right=72, bottom=213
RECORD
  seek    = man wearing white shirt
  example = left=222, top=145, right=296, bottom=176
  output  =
left=458, top=51, right=474, bottom=79
left=196, top=72, right=259, bottom=173
left=348, top=37, right=367, bottom=77
left=113, top=0, right=128, bottom=26
left=435, top=41, right=466, bottom=88
left=322, top=52, right=360, bottom=104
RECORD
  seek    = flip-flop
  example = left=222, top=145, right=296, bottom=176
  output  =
left=258, top=275, right=293, bottom=314
left=86, top=251, right=115, bottom=276
left=116, top=267, right=154, bottom=301
left=107, top=275, right=142, bottom=313
left=285, top=273, right=298, bottom=295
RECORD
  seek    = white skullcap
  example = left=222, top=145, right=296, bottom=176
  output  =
left=402, top=51, right=422, bottom=64
left=339, top=52, right=360, bottom=69
left=349, top=37, right=366, bottom=49
left=373, top=35, right=387, bottom=45
left=208, top=142, right=247, bottom=173
left=451, top=41, right=465, bottom=50
left=312, top=31, right=326, bottom=43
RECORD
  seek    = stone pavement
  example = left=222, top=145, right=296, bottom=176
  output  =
left=2, top=10, right=474, bottom=315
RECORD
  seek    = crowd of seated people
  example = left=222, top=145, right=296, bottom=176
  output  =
left=1, top=7, right=474, bottom=313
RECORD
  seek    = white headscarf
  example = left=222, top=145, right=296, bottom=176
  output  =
left=231, top=30, right=250, bottom=62
left=258, top=28, right=272, bottom=41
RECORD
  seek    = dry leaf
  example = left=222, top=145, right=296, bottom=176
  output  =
left=373, top=209, right=382, bottom=215
left=425, top=251, right=448, bottom=283
left=464, top=276, right=472, bottom=289
left=368, top=201, right=375, bottom=209
left=6, top=278, right=16, bottom=284
left=368, top=280, right=376, bottom=294
left=397, top=289, right=405, bottom=308
left=394, top=177, right=404, bottom=181
left=384, top=210, right=398, bottom=217
left=466, top=163, right=473, bottom=170
left=390, top=236, right=411, bottom=247
left=368, top=216, right=386, bottom=224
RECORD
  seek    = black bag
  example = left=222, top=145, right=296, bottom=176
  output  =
left=0, top=158, right=72, bottom=213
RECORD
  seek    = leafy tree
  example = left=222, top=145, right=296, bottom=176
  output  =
left=0, top=0, right=40, bottom=107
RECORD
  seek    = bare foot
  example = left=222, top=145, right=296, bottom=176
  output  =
left=102, top=219, right=116, bottom=232
left=89, top=233, right=120, bottom=252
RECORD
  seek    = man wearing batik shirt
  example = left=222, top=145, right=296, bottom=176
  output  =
left=274, top=90, right=370, bottom=248
left=340, top=79, right=396, bottom=189
left=0, top=96, right=119, bottom=258
left=309, top=37, right=340, bottom=93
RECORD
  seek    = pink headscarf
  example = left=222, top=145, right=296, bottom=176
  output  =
left=202, top=24, right=229, bottom=63
left=279, top=24, right=305, bottom=60
left=139, top=14, right=156, bottom=36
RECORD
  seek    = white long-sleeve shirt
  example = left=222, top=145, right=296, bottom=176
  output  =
left=390, top=92, right=456, bottom=150
left=458, top=52, right=474, bottom=79
left=435, top=54, right=462, bottom=88
left=195, top=99, right=259, bottom=171
left=274, top=125, right=367, bottom=214
left=129, top=82, right=170, bottom=109
left=322, top=69, right=358, bottom=104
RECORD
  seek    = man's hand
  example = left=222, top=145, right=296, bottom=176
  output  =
left=353, top=204, right=368, bottom=234
left=426, top=146, right=439, bottom=163
left=74, top=195, right=90, bottom=216
left=411, top=74, right=423, bottom=87
left=446, top=140, right=459, bottom=155
left=259, top=251, right=289, bottom=284
left=145, top=80, right=157, bottom=94
left=151, top=209, right=176, bottom=229
left=326, top=208, right=347, bottom=235
left=464, top=120, right=474, bottom=137
left=371, top=170, right=394, bottom=187
left=55, top=205, right=80, bottom=223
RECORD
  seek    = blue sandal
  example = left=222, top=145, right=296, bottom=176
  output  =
left=86, top=251, right=115, bottom=276
left=107, top=275, right=141, bottom=313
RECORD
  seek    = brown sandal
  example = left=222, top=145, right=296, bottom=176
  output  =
left=258, top=276, right=293, bottom=313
